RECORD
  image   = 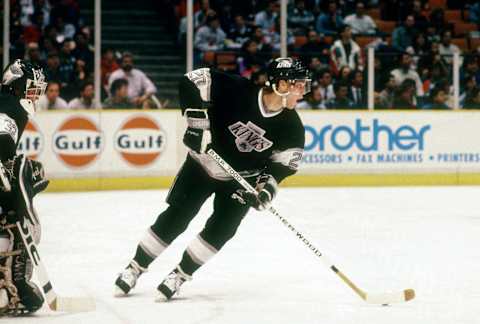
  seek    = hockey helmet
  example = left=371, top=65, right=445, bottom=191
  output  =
left=1, top=59, right=47, bottom=116
left=266, top=57, right=312, bottom=95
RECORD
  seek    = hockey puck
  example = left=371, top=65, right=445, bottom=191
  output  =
left=382, top=304, right=389, bottom=307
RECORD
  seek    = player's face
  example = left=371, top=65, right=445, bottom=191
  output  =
left=287, top=80, right=309, bottom=109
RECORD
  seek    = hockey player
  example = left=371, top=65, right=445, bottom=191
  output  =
left=115, top=57, right=310, bottom=302
left=0, top=59, right=49, bottom=315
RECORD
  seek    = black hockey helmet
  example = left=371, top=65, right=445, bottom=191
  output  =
left=265, top=57, right=312, bottom=95
left=1, top=59, right=47, bottom=115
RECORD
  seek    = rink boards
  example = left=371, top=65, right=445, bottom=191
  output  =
left=17, top=110, right=480, bottom=191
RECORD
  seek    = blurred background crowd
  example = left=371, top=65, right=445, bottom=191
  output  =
left=2, top=0, right=480, bottom=110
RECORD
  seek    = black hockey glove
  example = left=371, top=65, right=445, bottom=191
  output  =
left=232, top=174, right=278, bottom=211
left=183, top=109, right=211, bottom=154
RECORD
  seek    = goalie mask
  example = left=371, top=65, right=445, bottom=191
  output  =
left=265, top=57, right=312, bottom=107
left=1, top=59, right=47, bottom=116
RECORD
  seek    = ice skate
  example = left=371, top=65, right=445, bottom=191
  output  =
left=114, top=261, right=145, bottom=297
left=155, top=267, right=191, bottom=302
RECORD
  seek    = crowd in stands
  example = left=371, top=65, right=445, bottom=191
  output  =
left=8, top=0, right=159, bottom=109
left=175, top=0, right=480, bottom=109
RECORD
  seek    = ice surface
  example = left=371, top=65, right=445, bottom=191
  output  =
left=9, top=186, right=480, bottom=324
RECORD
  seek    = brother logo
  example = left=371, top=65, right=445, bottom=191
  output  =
left=305, top=119, right=431, bottom=152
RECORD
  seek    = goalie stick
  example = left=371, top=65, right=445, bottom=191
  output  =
left=15, top=218, right=95, bottom=312
left=207, top=148, right=415, bottom=305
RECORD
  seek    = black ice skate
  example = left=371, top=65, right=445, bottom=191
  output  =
left=114, top=261, right=146, bottom=297
left=155, top=267, right=191, bottom=302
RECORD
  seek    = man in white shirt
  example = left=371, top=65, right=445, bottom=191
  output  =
left=344, top=2, right=377, bottom=35
left=108, top=52, right=157, bottom=108
left=390, top=53, right=424, bottom=98
left=68, top=81, right=100, bottom=109
left=438, top=30, right=462, bottom=65
left=36, top=81, right=69, bottom=110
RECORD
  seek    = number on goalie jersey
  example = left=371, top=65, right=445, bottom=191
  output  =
left=115, top=58, right=311, bottom=302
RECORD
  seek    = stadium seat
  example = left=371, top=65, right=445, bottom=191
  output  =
left=203, top=51, right=215, bottom=64
left=375, top=20, right=396, bottom=34
left=445, top=10, right=462, bottom=22
left=451, top=38, right=468, bottom=51
left=216, top=52, right=237, bottom=71
left=455, top=23, right=478, bottom=36
left=355, top=36, right=377, bottom=49
left=428, top=0, right=446, bottom=8
left=295, top=36, right=308, bottom=48
left=366, top=9, right=380, bottom=20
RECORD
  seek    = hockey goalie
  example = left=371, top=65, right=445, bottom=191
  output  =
left=0, top=59, right=49, bottom=315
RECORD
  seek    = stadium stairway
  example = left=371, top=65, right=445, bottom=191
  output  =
left=81, top=0, right=184, bottom=107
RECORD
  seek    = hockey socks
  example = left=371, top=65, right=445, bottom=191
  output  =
left=133, top=228, right=169, bottom=269
left=178, top=234, right=218, bottom=276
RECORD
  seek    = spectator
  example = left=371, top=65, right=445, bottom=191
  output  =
left=462, top=56, right=480, bottom=85
left=194, top=0, right=214, bottom=29
left=23, top=12, right=44, bottom=44
left=390, top=53, right=424, bottom=98
left=288, top=0, right=315, bottom=35
left=53, top=16, right=76, bottom=43
left=463, top=87, right=480, bottom=109
left=72, top=32, right=94, bottom=72
left=317, top=68, right=335, bottom=104
left=410, top=0, right=429, bottom=32
left=238, top=40, right=266, bottom=78
left=300, top=30, right=330, bottom=66
left=251, top=26, right=274, bottom=53
left=101, top=48, right=119, bottom=92
left=103, top=79, right=133, bottom=109
left=24, top=42, right=45, bottom=68
left=349, top=69, right=366, bottom=108
left=226, top=14, right=252, bottom=49
left=344, top=1, right=377, bottom=35
left=429, top=7, right=450, bottom=36
left=330, top=25, right=363, bottom=73
left=326, top=82, right=355, bottom=108
left=392, top=15, right=417, bottom=51
left=44, top=53, right=71, bottom=89
left=194, top=14, right=226, bottom=52
left=255, top=0, right=279, bottom=33
left=438, top=30, right=462, bottom=66
left=422, top=86, right=450, bottom=109
left=376, top=74, right=397, bottom=109
left=266, top=16, right=295, bottom=51
left=469, top=2, right=480, bottom=25
left=337, top=65, right=353, bottom=84
left=393, top=79, right=417, bottom=109
left=316, top=1, right=344, bottom=36
left=108, top=52, right=157, bottom=108
left=68, top=81, right=99, bottom=109
left=36, top=81, right=68, bottom=110
left=297, top=83, right=326, bottom=109
left=460, top=74, right=477, bottom=107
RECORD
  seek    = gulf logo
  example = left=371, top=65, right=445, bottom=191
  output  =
left=53, top=116, right=103, bottom=168
left=115, top=115, right=166, bottom=166
left=17, top=120, right=43, bottom=160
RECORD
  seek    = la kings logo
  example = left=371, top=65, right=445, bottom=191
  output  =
left=228, top=121, right=273, bottom=153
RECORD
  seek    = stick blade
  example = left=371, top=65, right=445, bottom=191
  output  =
left=365, top=289, right=415, bottom=304
left=50, top=297, right=96, bottom=313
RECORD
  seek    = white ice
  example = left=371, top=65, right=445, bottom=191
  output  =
left=9, top=186, right=480, bottom=324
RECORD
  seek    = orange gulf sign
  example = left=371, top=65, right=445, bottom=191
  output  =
left=53, top=116, right=103, bottom=168
left=115, top=115, right=166, bottom=166
left=17, top=120, right=43, bottom=160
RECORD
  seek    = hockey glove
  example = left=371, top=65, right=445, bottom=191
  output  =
left=183, top=109, right=211, bottom=154
left=232, top=174, right=278, bottom=211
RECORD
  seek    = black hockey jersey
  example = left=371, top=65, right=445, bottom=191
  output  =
left=0, top=92, right=29, bottom=160
left=180, top=68, right=305, bottom=184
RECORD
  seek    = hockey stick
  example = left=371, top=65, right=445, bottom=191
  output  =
left=15, top=219, right=95, bottom=312
left=207, top=148, right=415, bottom=305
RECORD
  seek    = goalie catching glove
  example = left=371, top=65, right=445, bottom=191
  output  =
left=183, top=109, right=211, bottom=154
left=232, top=174, right=278, bottom=211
